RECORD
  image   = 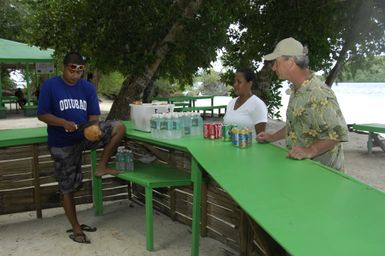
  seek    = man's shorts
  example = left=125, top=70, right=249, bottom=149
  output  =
left=49, top=120, right=120, bottom=194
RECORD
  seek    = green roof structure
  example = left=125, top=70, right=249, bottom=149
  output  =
left=0, top=38, right=55, bottom=118
left=0, top=38, right=54, bottom=64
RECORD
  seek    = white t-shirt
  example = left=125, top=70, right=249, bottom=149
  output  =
left=223, top=95, right=268, bottom=138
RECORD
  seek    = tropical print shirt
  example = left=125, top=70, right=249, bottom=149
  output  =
left=286, top=74, right=348, bottom=170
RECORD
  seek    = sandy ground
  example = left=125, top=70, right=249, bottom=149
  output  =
left=0, top=99, right=384, bottom=256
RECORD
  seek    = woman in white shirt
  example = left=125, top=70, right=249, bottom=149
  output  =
left=223, top=68, right=268, bottom=138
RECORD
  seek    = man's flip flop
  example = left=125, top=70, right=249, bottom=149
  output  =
left=66, top=224, right=97, bottom=233
left=69, top=233, right=91, bottom=244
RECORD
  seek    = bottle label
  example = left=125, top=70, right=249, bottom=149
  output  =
left=160, top=120, right=167, bottom=130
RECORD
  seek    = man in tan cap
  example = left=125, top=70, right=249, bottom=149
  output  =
left=256, top=37, right=348, bottom=170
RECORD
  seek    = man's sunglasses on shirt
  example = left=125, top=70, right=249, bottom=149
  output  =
left=67, top=64, right=85, bottom=72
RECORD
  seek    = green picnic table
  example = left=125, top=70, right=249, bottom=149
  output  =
left=113, top=121, right=385, bottom=256
left=153, top=95, right=214, bottom=108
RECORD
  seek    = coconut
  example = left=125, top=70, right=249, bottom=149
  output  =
left=84, top=124, right=102, bottom=142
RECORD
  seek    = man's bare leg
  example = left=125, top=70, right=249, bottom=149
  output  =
left=95, top=121, right=125, bottom=177
left=63, top=192, right=82, bottom=233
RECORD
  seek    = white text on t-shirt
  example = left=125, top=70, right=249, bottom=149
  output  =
left=59, top=99, right=87, bottom=111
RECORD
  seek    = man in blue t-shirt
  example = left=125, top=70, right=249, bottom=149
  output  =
left=37, top=52, right=125, bottom=244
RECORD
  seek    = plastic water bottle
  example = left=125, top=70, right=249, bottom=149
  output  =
left=115, top=147, right=125, bottom=171
left=124, top=150, right=134, bottom=171
left=150, top=114, right=157, bottom=138
left=172, top=113, right=182, bottom=139
left=191, top=112, right=199, bottom=135
left=159, top=113, right=167, bottom=139
left=166, top=114, right=173, bottom=139
left=183, top=112, right=191, bottom=136
left=197, top=113, right=203, bottom=136
left=178, top=113, right=185, bottom=137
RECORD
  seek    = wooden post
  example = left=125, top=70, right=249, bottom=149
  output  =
left=31, top=144, right=42, bottom=218
left=239, top=209, right=249, bottom=255
left=170, top=187, right=176, bottom=221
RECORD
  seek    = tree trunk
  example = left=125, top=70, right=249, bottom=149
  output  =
left=254, top=61, right=274, bottom=104
left=107, top=0, right=202, bottom=120
left=325, top=40, right=351, bottom=87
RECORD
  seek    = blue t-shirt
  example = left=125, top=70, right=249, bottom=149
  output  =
left=37, top=76, right=101, bottom=147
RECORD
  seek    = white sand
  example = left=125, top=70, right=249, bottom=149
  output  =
left=0, top=99, right=384, bottom=255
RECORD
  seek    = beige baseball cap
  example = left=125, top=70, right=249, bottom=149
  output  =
left=263, top=37, right=305, bottom=60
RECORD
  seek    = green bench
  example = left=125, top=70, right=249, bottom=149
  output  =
left=175, top=105, right=227, bottom=117
left=93, top=156, right=192, bottom=251
left=2, top=96, right=19, bottom=112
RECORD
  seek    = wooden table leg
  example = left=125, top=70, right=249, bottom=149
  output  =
left=32, top=144, right=42, bottom=218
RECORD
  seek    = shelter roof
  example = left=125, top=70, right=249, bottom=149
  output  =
left=0, top=38, right=54, bottom=64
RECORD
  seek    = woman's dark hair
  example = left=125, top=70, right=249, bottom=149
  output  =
left=236, top=67, right=256, bottom=87
left=63, top=52, right=84, bottom=65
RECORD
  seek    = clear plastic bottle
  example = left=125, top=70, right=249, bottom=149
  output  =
left=150, top=114, right=157, bottom=138
left=183, top=112, right=192, bottom=136
left=191, top=112, right=200, bottom=136
left=172, top=113, right=182, bottom=139
left=125, top=150, right=134, bottom=171
left=177, top=112, right=185, bottom=137
left=115, top=147, right=125, bottom=171
left=165, top=114, right=173, bottom=139
left=197, top=113, right=203, bottom=136
left=159, top=113, right=167, bottom=139
left=155, top=114, right=161, bottom=139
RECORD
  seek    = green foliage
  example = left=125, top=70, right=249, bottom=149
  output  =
left=0, top=69, right=17, bottom=91
left=337, top=56, right=385, bottom=82
left=221, top=0, right=385, bottom=116
left=153, top=78, right=179, bottom=97
left=197, top=70, right=228, bottom=96
left=25, top=0, right=238, bottom=84
left=0, top=0, right=27, bottom=41
left=98, top=72, right=125, bottom=99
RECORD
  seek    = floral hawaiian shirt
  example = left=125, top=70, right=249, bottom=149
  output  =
left=286, top=74, right=348, bottom=170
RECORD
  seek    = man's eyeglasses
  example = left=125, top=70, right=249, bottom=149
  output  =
left=67, top=64, right=85, bottom=71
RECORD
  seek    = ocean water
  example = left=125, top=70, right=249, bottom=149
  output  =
left=197, top=82, right=385, bottom=127
left=280, top=82, right=385, bottom=125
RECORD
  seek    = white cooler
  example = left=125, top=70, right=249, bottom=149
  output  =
left=130, top=103, right=174, bottom=132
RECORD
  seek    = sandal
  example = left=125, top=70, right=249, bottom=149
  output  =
left=69, top=232, right=91, bottom=244
left=66, top=224, right=97, bottom=233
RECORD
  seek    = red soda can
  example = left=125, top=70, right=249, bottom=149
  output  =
left=204, top=123, right=210, bottom=139
left=215, top=123, right=223, bottom=139
left=209, top=123, right=216, bottom=139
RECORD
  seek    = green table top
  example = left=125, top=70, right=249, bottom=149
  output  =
left=123, top=121, right=385, bottom=256
left=353, top=123, right=385, bottom=133
left=0, top=126, right=47, bottom=147
left=2, top=122, right=385, bottom=255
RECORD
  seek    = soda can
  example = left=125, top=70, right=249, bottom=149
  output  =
left=209, top=123, right=216, bottom=140
left=204, top=123, right=210, bottom=139
left=215, top=123, right=223, bottom=139
left=237, top=129, right=244, bottom=148
left=231, top=128, right=240, bottom=146
left=248, top=129, right=253, bottom=146
left=222, top=124, right=232, bottom=142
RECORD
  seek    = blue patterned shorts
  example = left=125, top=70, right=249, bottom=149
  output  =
left=49, top=120, right=119, bottom=193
